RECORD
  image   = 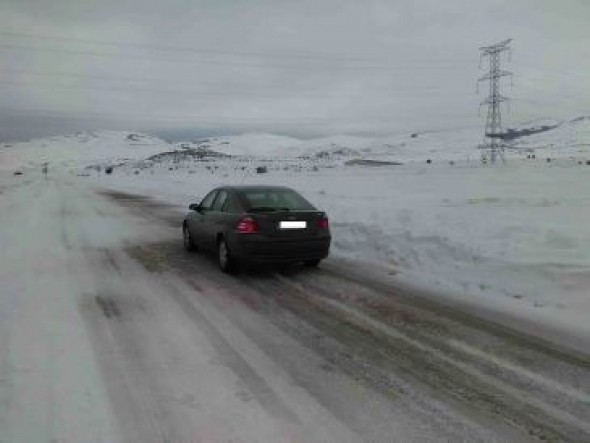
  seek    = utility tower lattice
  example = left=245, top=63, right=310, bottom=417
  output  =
left=478, top=39, right=513, bottom=163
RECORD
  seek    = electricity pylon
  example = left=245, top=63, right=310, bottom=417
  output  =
left=478, top=39, right=513, bottom=164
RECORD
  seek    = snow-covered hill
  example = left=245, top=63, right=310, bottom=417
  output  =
left=176, top=133, right=372, bottom=159
left=508, top=116, right=590, bottom=156
left=2, top=117, right=589, bottom=174
left=174, top=116, right=590, bottom=163
left=0, top=131, right=171, bottom=171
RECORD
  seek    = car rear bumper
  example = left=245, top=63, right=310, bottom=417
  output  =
left=229, top=235, right=331, bottom=264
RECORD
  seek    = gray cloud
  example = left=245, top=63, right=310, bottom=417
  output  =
left=1, top=0, right=589, bottom=140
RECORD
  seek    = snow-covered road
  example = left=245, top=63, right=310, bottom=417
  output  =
left=1, top=172, right=589, bottom=442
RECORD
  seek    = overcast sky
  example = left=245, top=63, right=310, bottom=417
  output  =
left=1, top=0, right=589, bottom=141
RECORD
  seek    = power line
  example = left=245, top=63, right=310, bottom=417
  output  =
left=0, top=31, right=396, bottom=62
left=0, top=105, right=408, bottom=126
left=0, top=79, right=349, bottom=100
left=5, top=31, right=586, bottom=78
left=0, top=71, right=467, bottom=99
left=516, top=63, right=589, bottom=82
left=0, top=30, right=473, bottom=66
left=1, top=68, right=195, bottom=86
left=0, top=43, right=469, bottom=71
left=1, top=104, right=476, bottom=125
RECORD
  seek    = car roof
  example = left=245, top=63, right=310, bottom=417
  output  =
left=222, top=185, right=293, bottom=192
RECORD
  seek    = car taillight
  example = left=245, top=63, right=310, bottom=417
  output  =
left=317, top=217, right=329, bottom=229
left=237, top=217, right=260, bottom=234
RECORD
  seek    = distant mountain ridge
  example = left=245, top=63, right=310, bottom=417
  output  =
left=169, top=116, right=590, bottom=161
left=2, top=117, right=589, bottom=171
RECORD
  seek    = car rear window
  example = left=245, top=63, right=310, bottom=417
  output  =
left=241, top=189, right=314, bottom=211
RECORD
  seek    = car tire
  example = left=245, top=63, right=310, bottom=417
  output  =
left=183, top=224, right=197, bottom=252
left=304, top=259, right=321, bottom=268
left=218, top=237, right=238, bottom=274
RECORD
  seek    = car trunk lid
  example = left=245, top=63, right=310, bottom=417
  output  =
left=246, top=209, right=328, bottom=238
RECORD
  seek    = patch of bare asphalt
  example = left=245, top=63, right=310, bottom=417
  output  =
left=98, top=189, right=182, bottom=228
left=126, top=243, right=172, bottom=273
left=123, top=238, right=590, bottom=442
left=95, top=295, right=121, bottom=319
left=98, top=189, right=152, bottom=202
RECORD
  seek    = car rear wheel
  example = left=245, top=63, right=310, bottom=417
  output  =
left=183, top=224, right=197, bottom=252
left=304, top=259, right=321, bottom=268
left=218, top=237, right=238, bottom=274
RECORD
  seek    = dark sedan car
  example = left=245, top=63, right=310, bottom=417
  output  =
left=182, top=185, right=331, bottom=273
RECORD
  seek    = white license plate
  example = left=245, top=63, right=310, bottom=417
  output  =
left=279, top=221, right=307, bottom=229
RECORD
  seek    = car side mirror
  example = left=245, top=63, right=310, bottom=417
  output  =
left=189, top=203, right=201, bottom=211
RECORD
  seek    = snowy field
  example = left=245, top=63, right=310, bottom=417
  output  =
left=2, top=121, right=590, bottom=345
